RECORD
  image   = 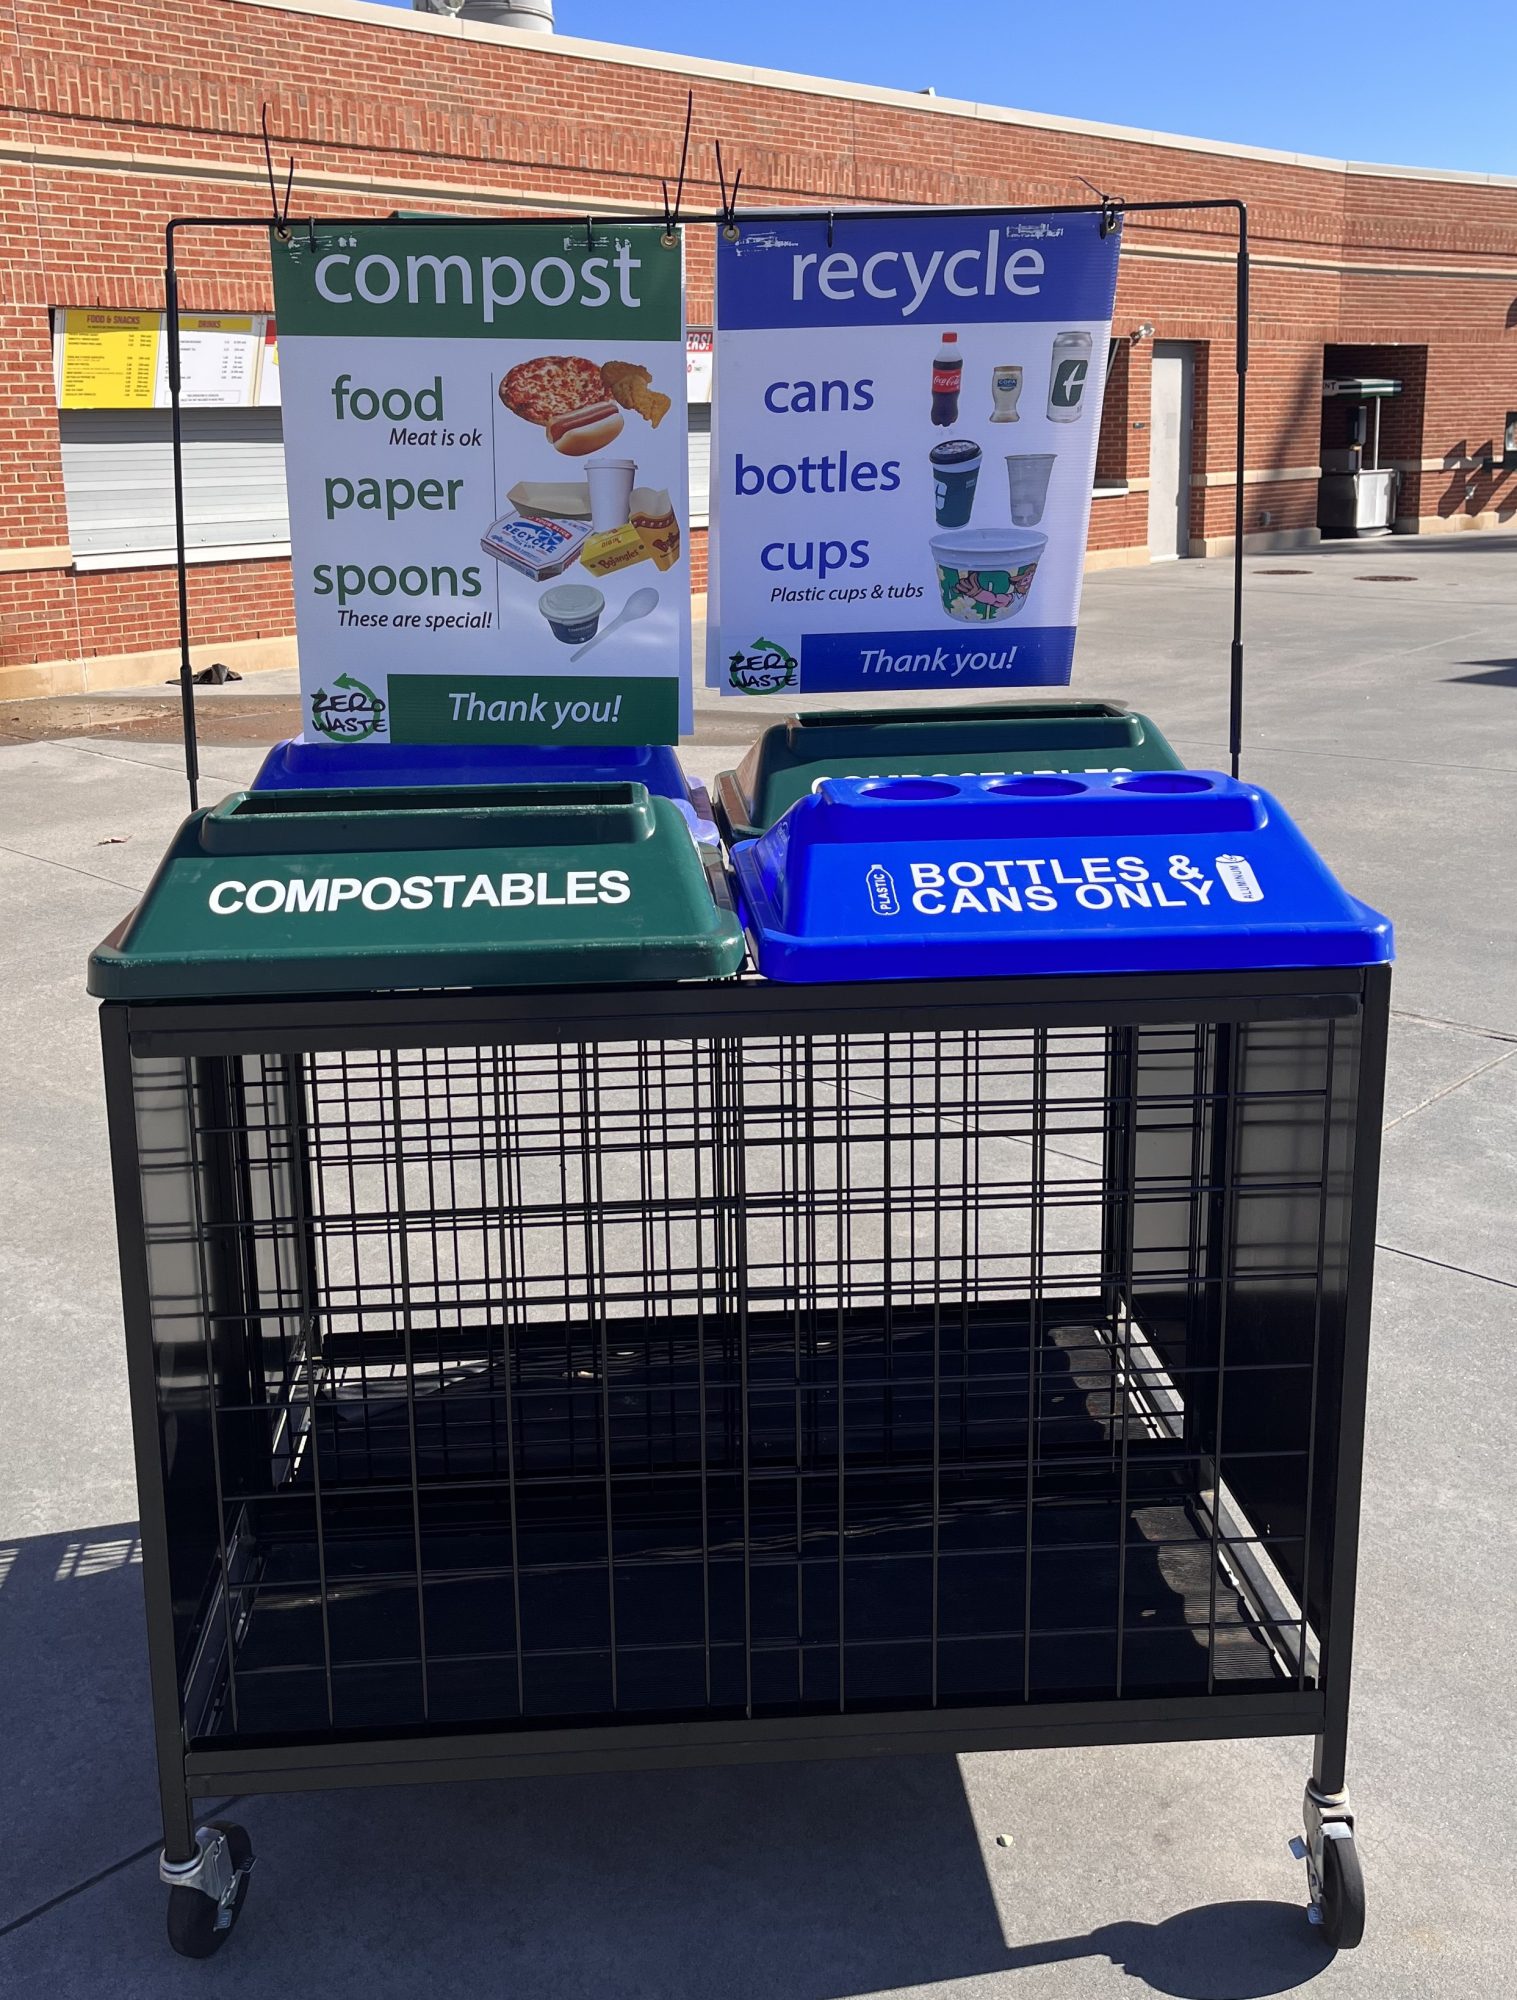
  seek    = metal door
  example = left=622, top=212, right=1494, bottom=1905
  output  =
left=1147, top=342, right=1195, bottom=561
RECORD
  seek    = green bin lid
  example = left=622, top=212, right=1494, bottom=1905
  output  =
left=713, top=700, right=1183, bottom=844
left=88, top=783, right=745, bottom=1001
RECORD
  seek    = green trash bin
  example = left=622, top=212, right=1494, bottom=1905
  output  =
left=712, top=699, right=1182, bottom=844
left=88, top=783, right=745, bottom=1000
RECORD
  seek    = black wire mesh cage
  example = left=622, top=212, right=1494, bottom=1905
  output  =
left=106, top=969, right=1385, bottom=1794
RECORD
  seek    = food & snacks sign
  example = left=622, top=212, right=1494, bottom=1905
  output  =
left=271, top=223, right=689, bottom=745
left=708, top=211, right=1120, bottom=696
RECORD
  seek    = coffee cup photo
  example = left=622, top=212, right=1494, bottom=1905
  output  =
left=587, top=458, right=637, bottom=531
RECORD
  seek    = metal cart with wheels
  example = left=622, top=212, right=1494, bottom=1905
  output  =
left=92, top=775, right=1388, bottom=1956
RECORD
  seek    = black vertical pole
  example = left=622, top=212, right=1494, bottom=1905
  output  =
left=1230, top=204, right=1250, bottom=780
left=165, top=224, right=199, bottom=810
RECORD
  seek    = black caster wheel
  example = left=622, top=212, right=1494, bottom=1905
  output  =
left=1317, top=1828, right=1366, bottom=1951
left=1291, top=1785, right=1366, bottom=1951
left=165, top=1822, right=254, bottom=1959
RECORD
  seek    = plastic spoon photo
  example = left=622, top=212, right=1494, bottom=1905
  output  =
left=571, top=584, right=659, bottom=661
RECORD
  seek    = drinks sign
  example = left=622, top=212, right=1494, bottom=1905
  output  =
left=708, top=211, right=1121, bottom=696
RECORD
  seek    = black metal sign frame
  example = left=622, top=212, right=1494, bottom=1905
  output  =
left=163, top=199, right=1250, bottom=805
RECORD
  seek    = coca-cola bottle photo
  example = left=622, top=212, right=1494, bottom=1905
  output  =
left=931, top=332, right=962, bottom=426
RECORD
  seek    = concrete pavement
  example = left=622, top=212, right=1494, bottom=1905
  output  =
left=1, top=533, right=1513, bottom=1997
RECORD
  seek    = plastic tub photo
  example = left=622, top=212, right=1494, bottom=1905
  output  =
left=930, top=526, right=1047, bottom=623
left=537, top=582, right=605, bottom=645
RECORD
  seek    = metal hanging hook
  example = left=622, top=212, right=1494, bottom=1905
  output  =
left=1076, top=173, right=1123, bottom=238
left=662, top=89, right=695, bottom=247
left=260, top=102, right=296, bottom=239
left=715, top=142, right=743, bottom=243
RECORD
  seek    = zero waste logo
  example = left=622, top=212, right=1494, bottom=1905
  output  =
left=311, top=672, right=387, bottom=741
left=727, top=637, right=798, bottom=694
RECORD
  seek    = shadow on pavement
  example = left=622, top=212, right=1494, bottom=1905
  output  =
left=1311, top=532, right=1517, bottom=559
left=1445, top=659, right=1517, bottom=687
left=0, top=1519, right=1010, bottom=1994
left=1002, top=1902, right=1332, bottom=1996
left=0, top=1522, right=1328, bottom=2000
left=0, top=1523, right=165, bottom=1927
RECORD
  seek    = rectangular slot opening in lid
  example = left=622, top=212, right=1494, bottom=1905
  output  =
left=713, top=702, right=1187, bottom=847
left=794, top=700, right=1133, bottom=733
left=221, top=782, right=645, bottom=818
left=200, top=783, right=660, bottom=857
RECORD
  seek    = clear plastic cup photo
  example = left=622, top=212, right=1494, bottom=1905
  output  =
left=1005, top=453, right=1056, bottom=527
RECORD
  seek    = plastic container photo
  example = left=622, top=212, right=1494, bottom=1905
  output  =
left=930, top=526, right=1048, bottom=622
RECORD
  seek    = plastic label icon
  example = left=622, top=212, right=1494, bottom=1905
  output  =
left=865, top=863, right=900, bottom=916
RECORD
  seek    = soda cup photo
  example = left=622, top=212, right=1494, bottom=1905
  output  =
left=1047, top=330, right=1093, bottom=423
left=929, top=439, right=982, bottom=527
left=1005, top=453, right=1056, bottom=527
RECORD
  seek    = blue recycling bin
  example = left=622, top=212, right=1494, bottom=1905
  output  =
left=250, top=739, right=719, bottom=843
left=732, top=769, right=1392, bottom=982
left=251, top=738, right=693, bottom=800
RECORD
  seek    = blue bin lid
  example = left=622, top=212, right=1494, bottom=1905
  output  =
left=251, top=738, right=692, bottom=803
left=732, top=771, right=1393, bottom=983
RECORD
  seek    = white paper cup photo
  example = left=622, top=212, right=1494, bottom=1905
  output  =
left=586, top=457, right=637, bottom=532
left=929, top=526, right=1048, bottom=623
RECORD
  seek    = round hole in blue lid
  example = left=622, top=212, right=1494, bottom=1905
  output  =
left=1113, top=772, right=1215, bottom=794
left=985, top=775, right=1087, bottom=797
left=857, top=778, right=961, bottom=800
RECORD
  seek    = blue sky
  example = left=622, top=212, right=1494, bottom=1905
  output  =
left=379, top=0, right=1516, bottom=177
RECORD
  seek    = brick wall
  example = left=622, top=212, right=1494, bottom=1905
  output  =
left=2, top=0, right=1515, bottom=689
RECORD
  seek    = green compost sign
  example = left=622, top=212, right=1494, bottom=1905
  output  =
left=271, top=222, right=692, bottom=746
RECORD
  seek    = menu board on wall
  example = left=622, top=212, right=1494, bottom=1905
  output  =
left=686, top=328, right=713, bottom=402
left=175, top=314, right=264, bottom=406
left=53, top=310, right=281, bottom=409
left=256, top=320, right=282, bottom=406
left=56, top=309, right=166, bottom=408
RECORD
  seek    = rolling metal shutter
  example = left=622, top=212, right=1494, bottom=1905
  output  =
left=687, top=403, right=711, bottom=529
left=58, top=408, right=289, bottom=565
